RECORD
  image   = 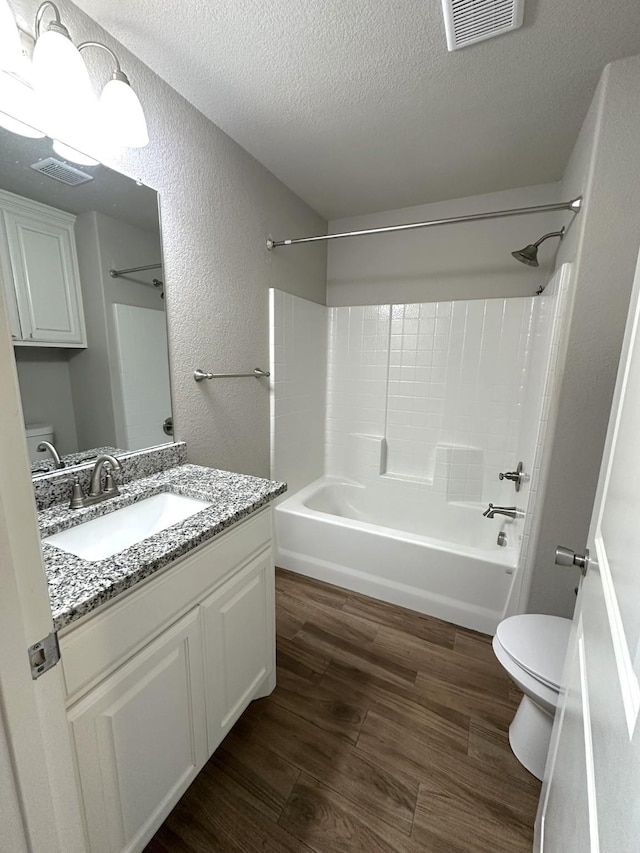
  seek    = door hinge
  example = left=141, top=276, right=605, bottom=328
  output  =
left=28, top=632, right=60, bottom=679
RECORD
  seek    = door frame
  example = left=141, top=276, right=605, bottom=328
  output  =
left=0, top=267, right=86, bottom=851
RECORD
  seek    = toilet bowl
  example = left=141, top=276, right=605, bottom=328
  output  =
left=493, top=613, right=572, bottom=781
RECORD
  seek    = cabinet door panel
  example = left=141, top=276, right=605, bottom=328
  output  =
left=68, top=609, right=207, bottom=853
left=4, top=210, right=86, bottom=345
left=201, top=552, right=275, bottom=752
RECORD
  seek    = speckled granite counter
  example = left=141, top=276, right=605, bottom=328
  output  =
left=40, top=464, right=286, bottom=631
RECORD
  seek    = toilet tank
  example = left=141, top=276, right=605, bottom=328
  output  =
left=25, top=424, right=55, bottom=464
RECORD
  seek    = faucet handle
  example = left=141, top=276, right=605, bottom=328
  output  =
left=103, top=465, right=119, bottom=495
left=69, top=476, right=87, bottom=510
left=498, top=461, right=524, bottom=491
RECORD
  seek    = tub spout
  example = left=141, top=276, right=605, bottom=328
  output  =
left=483, top=503, right=518, bottom=519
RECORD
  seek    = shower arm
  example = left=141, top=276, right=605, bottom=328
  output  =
left=266, top=197, right=582, bottom=250
left=533, top=229, right=565, bottom=248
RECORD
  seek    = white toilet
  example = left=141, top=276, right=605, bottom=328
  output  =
left=493, top=613, right=572, bottom=781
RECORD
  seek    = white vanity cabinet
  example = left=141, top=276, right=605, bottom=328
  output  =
left=201, top=550, right=274, bottom=749
left=58, top=509, right=276, bottom=853
left=0, top=189, right=86, bottom=347
left=67, top=610, right=207, bottom=853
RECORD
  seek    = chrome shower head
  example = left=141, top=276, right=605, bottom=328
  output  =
left=511, top=243, right=540, bottom=266
left=512, top=226, right=565, bottom=267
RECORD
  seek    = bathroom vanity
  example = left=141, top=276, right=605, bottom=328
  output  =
left=37, top=452, right=285, bottom=853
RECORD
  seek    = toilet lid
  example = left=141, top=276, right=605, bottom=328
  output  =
left=496, top=614, right=572, bottom=690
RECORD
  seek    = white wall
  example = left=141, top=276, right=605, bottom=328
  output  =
left=71, top=210, right=167, bottom=450
left=68, top=211, right=117, bottom=449
left=14, top=348, right=78, bottom=454
left=8, top=0, right=328, bottom=480
left=506, top=264, right=574, bottom=615
left=327, top=184, right=565, bottom=306
left=269, top=290, right=327, bottom=493
left=70, top=210, right=165, bottom=450
left=528, top=54, right=640, bottom=617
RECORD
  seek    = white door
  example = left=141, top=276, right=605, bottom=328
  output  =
left=0, top=242, right=86, bottom=850
left=536, top=250, right=640, bottom=850
left=112, top=303, right=171, bottom=449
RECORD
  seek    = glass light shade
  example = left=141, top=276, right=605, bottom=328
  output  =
left=99, top=77, right=149, bottom=148
left=0, top=72, right=45, bottom=138
left=32, top=27, right=97, bottom=143
left=52, top=139, right=99, bottom=167
left=0, top=0, right=24, bottom=73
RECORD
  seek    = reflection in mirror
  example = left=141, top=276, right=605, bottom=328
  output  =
left=0, top=126, right=173, bottom=477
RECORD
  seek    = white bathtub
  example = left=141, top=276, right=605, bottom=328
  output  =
left=275, top=476, right=520, bottom=633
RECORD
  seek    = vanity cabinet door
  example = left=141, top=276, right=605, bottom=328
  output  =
left=68, top=609, right=207, bottom=853
left=1, top=202, right=86, bottom=347
left=201, top=550, right=275, bottom=753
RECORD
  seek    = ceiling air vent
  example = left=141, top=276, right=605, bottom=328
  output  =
left=442, top=0, right=524, bottom=51
left=30, top=157, right=94, bottom=186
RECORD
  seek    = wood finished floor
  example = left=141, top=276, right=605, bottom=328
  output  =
left=146, top=569, right=541, bottom=853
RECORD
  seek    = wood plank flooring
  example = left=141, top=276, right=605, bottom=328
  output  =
left=145, top=569, right=541, bottom=852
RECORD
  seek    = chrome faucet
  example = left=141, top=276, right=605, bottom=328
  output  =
left=37, top=440, right=64, bottom=469
left=483, top=503, right=519, bottom=519
left=69, top=454, right=123, bottom=509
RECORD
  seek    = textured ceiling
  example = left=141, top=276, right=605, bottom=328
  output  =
left=0, top=127, right=159, bottom=231
left=72, top=0, right=640, bottom=219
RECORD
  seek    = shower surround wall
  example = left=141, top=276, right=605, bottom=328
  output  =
left=270, top=289, right=548, bottom=502
left=269, top=290, right=327, bottom=496
left=326, top=298, right=534, bottom=501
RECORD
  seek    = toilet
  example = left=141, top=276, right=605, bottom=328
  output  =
left=25, top=423, right=55, bottom=464
left=493, top=613, right=572, bottom=781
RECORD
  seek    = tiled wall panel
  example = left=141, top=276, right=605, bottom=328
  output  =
left=325, top=305, right=390, bottom=476
left=326, top=296, right=536, bottom=502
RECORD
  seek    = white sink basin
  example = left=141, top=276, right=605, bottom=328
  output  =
left=43, top=492, right=213, bottom=562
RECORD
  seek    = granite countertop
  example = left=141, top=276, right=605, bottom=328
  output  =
left=40, top=464, right=286, bottom=631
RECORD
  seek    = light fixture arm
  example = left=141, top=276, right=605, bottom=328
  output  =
left=78, top=41, right=122, bottom=75
left=35, top=1, right=68, bottom=38
left=77, top=41, right=130, bottom=84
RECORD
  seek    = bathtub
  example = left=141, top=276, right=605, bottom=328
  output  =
left=275, top=476, right=520, bottom=633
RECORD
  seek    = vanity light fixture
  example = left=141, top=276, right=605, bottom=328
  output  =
left=0, top=0, right=45, bottom=138
left=78, top=42, right=149, bottom=149
left=32, top=1, right=97, bottom=146
left=0, top=1, right=150, bottom=161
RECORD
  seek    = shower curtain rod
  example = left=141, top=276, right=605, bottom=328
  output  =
left=266, top=197, right=582, bottom=250
left=109, top=262, right=163, bottom=278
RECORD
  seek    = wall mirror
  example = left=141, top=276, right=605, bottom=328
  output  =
left=0, top=125, right=172, bottom=478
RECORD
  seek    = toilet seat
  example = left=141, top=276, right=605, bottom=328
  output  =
left=492, top=634, right=559, bottom=713
left=496, top=614, right=571, bottom=691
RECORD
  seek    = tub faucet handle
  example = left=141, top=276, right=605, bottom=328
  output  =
left=498, top=461, right=525, bottom=492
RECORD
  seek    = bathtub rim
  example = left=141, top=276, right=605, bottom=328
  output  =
left=276, top=475, right=519, bottom=570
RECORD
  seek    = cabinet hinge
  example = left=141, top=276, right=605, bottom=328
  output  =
left=28, top=632, right=60, bottom=679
